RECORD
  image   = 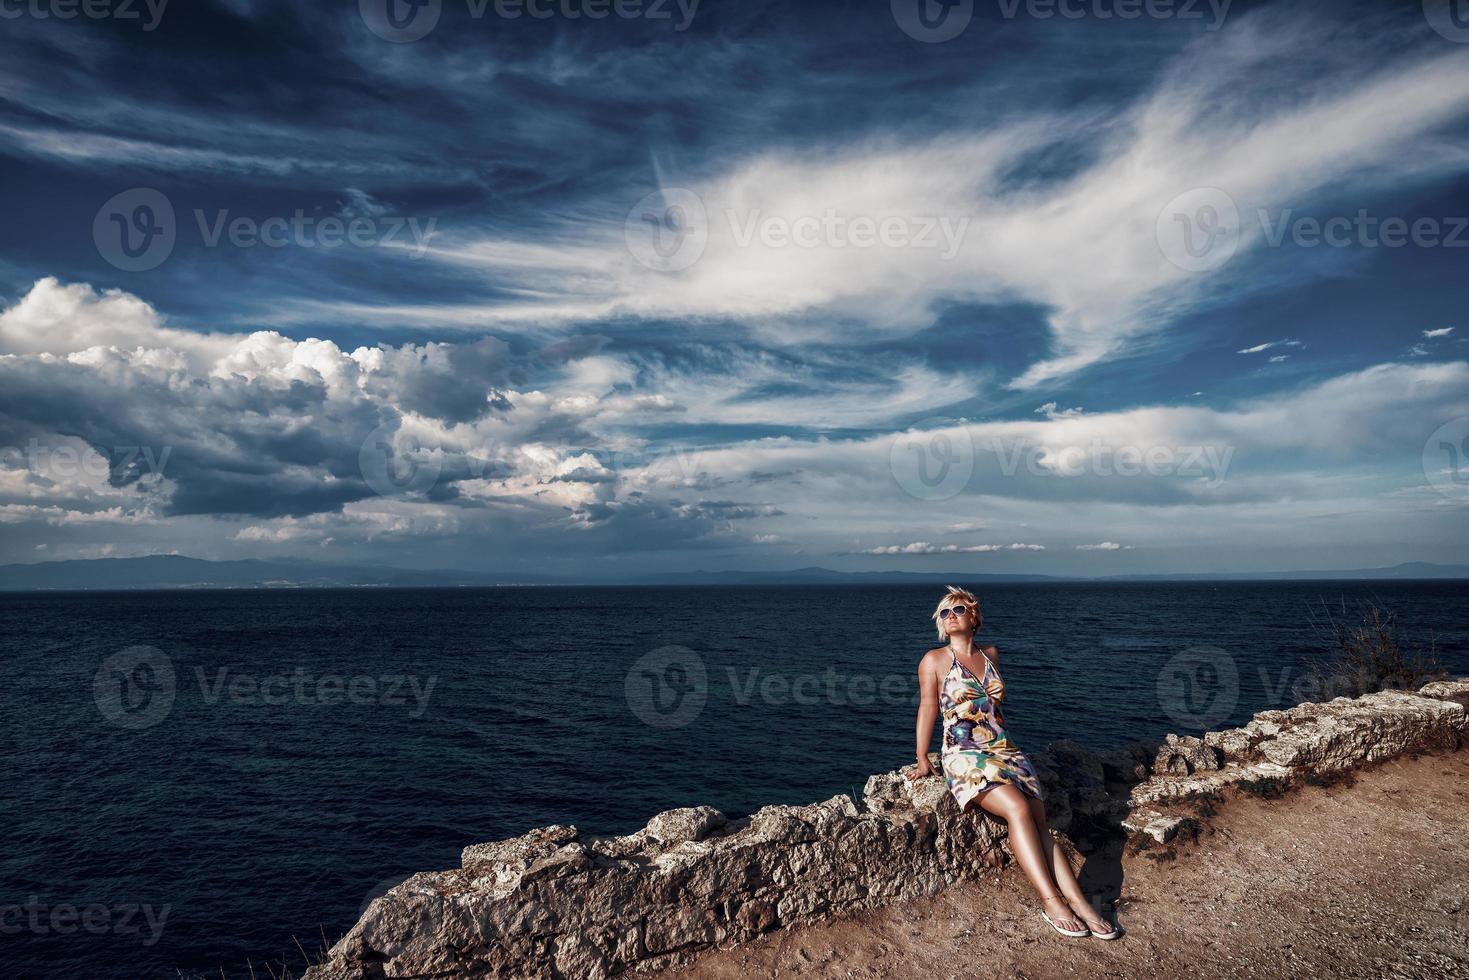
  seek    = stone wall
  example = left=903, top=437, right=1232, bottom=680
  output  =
left=303, top=679, right=1468, bottom=980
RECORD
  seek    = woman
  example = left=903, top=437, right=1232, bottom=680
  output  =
left=905, top=585, right=1120, bottom=939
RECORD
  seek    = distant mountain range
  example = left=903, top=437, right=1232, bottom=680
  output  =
left=0, top=555, right=1466, bottom=591
left=1096, top=561, right=1469, bottom=582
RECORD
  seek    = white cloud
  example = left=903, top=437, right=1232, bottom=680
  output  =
left=1424, top=327, right=1455, bottom=338
left=1239, top=339, right=1303, bottom=355
left=0, top=277, right=237, bottom=371
left=1076, top=542, right=1134, bottom=551
left=307, top=11, right=1469, bottom=391
left=0, top=278, right=624, bottom=529
left=614, top=358, right=1469, bottom=564
left=860, top=542, right=1045, bottom=555
left=3, top=276, right=1467, bottom=570
left=233, top=523, right=327, bottom=544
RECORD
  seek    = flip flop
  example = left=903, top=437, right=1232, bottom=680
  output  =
left=1040, top=896, right=1089, bottom=938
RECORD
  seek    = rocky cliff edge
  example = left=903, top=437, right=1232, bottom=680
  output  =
left=303, top=678, right=1469, bottom=980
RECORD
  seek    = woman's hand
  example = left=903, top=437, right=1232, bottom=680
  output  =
left=905, top=757, right=937, bottom=781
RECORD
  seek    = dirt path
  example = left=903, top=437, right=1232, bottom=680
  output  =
left=651, top=747, right=1469, bottom=980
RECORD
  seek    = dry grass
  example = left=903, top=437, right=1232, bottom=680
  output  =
left=176, top=925, right=334, bottom=980
left=1303, top=598, right=1448, bottom=699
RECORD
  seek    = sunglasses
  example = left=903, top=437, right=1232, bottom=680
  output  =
left=938, top=606, right=971, bottom=619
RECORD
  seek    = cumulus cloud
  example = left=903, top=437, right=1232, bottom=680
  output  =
left=4, top=5, right=1467, bottom=576
left=0, top=279, right=567, bottom=522
left=0, top=277, right=235, bottom=369
left=3, top=269, right=1466, bottom=569
left=0, top=278, right=801, bottom=555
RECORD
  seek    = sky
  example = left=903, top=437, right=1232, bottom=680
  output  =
left=0, top=0, right=1467, bottom=578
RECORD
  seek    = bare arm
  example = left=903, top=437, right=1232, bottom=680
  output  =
left=910, top=655, right=940, bottom=775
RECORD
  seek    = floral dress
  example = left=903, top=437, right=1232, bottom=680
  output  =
left=940, top=649, right=1045, bottom=811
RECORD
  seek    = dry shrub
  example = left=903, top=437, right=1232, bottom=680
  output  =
left=1303, top=599, right=1447, bottom=699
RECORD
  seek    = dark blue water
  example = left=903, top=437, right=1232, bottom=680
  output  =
left=4, top=582, right=1466, bottom=979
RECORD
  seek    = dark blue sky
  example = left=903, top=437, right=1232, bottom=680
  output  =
left=0, top=0, right=1466, bottom=576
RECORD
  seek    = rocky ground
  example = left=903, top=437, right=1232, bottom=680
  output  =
left=651, top=746, right=1469, bottom=980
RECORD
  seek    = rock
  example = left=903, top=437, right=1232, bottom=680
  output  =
left=1254, top=691, right=1462, bottom=770
left=303, top=677, right=1469, bottom=980
left=1133, top=687, right=1465, bottom=810
left=862, top=752, right=946, bottom=813
left=1203, top=726, right=1255, bottom=760
left=735, top=899, right=778, bottom=933
left=641, top=806, right=728, bottom=845
left=1418, top=678, right=1469, bottom=712
left=1098, top=739, right=1158, bottom=783
left=461, top=824, right=580, bottom=894
left=1153, top=734, right=1223, bottom=776
left=1039, top=738, right=1111, bottom=823
left=1121, top=809, right=1188, bottom=844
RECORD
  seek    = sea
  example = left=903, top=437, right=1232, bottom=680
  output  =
left=4, top=581, right=1467, bottom=979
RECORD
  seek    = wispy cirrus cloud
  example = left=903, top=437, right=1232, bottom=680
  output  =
left=304, top=6, right=1469, bottom=393
left=1, top=2, right=1467, bottom=576
left=1238, top=339, right=1303, bottom=355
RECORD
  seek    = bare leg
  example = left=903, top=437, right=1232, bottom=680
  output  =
left=1024, top=793, right=1111, bottom=933
left=975, top=784, right=1083, bottom=932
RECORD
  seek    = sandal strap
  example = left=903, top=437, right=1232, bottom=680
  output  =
left=1041, top=895, right=1114, bottom=933
left=1041, top=896, right=1083, bottom=925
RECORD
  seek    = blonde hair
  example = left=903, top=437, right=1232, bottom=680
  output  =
left=931, top=585, right=982, bottom=640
